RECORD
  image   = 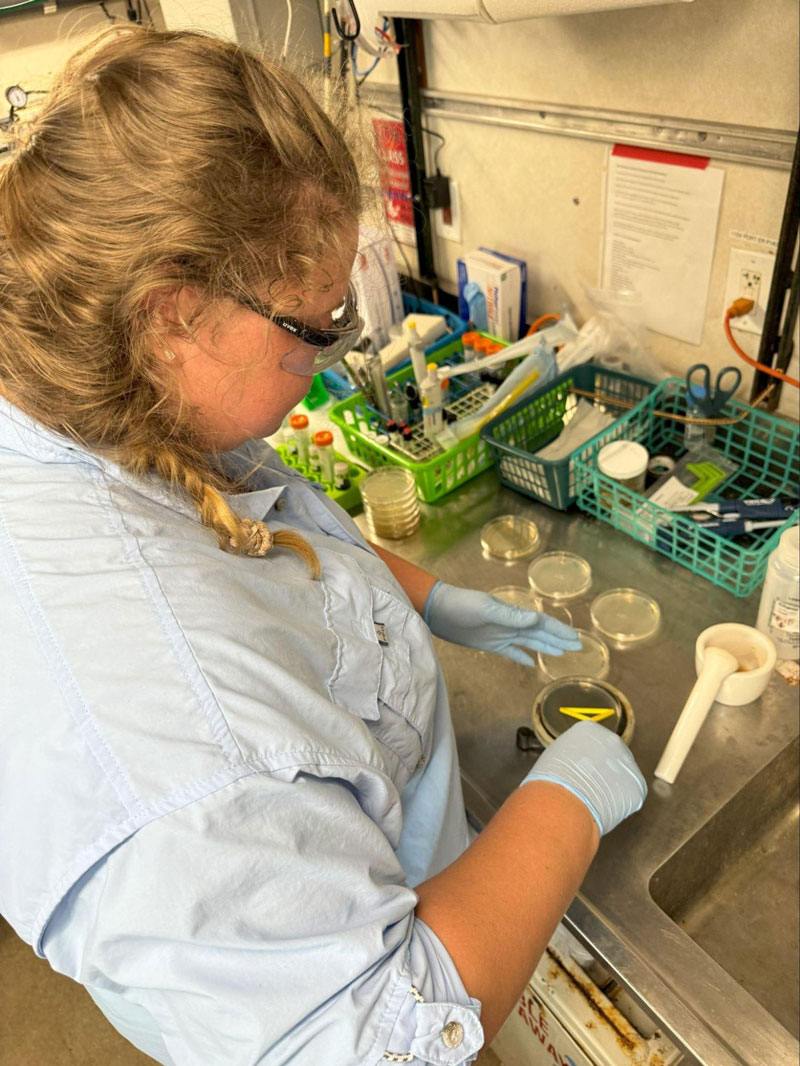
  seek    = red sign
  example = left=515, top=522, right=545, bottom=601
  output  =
left=372, top=117, right=416, bottom=246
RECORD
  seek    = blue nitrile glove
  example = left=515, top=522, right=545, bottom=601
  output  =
left=521, top=720, right=647, bottom=836
left=423, top=581, right=583, bottom=665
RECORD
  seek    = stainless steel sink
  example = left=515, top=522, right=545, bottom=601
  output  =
left=650, top=735, right=800, bottom=1040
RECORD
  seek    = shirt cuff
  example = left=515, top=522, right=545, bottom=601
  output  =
left=381, top=918, right=484, bottom=1065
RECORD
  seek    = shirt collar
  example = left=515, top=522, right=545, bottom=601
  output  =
left=0, top=396, right=288, bottom=520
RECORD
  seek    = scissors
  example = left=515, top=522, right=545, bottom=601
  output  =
left=685, top=364, right=742, bottom=416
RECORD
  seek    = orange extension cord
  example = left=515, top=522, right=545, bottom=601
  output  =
left=724, top=298, right=799, bottom=388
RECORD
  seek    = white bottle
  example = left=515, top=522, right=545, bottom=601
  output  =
left=420, top=363, right=443, bottom=439
left=756, top=525, right=800, bottom=660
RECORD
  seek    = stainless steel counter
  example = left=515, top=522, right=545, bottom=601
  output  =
left=354, top=470, right=799, bottom=1066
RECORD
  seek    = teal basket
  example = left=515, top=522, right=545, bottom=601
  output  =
left=573, top=378, right=799, bottom=598
left=480, top=366, right=654, bottom=510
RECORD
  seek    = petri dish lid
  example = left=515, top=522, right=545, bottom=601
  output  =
left=490, top=586, right=542, bottom=609
left=590, top=587, right=661, bottom=644
left=481, top=515, right=540, bottom=560
left=528, top=551, right=592, bottom=600
left=532, top=676, right=634, bottom=747
left=360, top=468, right=416, bottom=505
left=538, top=629, right=610, bottom=681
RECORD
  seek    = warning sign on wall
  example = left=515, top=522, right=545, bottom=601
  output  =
left=372, top=117, right=416, bottom=249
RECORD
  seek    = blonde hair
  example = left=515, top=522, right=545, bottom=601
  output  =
left=0, top=26, right=368, bottom=577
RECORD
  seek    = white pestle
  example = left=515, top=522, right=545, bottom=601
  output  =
left=654, top=646, right=739, bottom=784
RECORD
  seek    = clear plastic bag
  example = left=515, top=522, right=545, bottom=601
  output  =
left=557, top=287, right=664, bottom=383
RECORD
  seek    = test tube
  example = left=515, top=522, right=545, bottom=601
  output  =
left=289, top=413, right=310, bottom=467
left=366, top=352, right=392, bottom=418
left=461, top=331, right=479, bottom=360
left=389, top=388, right=410, bottom=425
left=312, top=430, right=335, bottom=483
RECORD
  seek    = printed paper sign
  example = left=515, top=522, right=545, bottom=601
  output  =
left=602, top=144, right=724, bottom=346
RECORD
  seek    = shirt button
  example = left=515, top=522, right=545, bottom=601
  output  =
left=441, top=1021, right=464, bottom=1048
left=275, top=498, right=287, bottom=512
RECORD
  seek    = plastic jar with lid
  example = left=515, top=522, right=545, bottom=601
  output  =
left=597, top=441, right=649, bottom=508
left=756, top=525, right=799, bottom=660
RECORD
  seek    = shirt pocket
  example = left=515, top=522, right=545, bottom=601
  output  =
left=322, top=557, right=437, bottom=791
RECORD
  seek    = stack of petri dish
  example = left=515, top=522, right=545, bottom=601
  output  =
left=360, top=467, right=420, bottom=539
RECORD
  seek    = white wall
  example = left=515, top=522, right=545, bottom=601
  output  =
left=366, top=0, right=799, bottom=415
left=2, top=0, right=798, bottom=413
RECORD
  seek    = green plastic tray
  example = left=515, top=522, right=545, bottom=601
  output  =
left=276, top=444, right=367, bottom=513
left=328, top=334, right=504, bottom=503
left=573, top=377, right=799, bottom=598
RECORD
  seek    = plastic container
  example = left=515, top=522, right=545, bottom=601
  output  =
left=756, top=524, right=799, bottom=659
left=480, top=515, right=540, bottom=559
left=684, top=384, right=710, bottom=448
left=597, top=440, right=649, bottom=507
left=481, top=366, right=653, bottom=511
left=538, top=629, right=610, bottom=681
left=528, top=552, right=592, bottom=601
left=573, top=378, right=800, bottom=598
left=289, top=413, right=310, bottom=466
left=312, top=430, right=335, bottom=483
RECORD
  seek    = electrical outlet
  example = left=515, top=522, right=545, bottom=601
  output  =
left=724, top=249, right=775, bottom=335
left=740, top=269, right=761, bottom=304
left=433, top=180, right=461, bottom=244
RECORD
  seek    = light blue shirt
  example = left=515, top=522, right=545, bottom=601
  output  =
left=0, top=397, right=483, bottom=1066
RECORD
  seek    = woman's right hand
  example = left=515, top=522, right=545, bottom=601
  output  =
left=520, top=720, right=647, bottom=836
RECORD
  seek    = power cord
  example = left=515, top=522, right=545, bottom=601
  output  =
left=724, top=298, right=799, bottom=388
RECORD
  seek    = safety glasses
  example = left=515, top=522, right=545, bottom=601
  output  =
left=237, top=284, right=364, bottom=376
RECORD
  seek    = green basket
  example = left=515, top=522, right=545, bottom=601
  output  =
left=276, top=444, right=367, bottom=513
left=573, top=378, right=799, bottom=598
left=328, top=334, right=502, bottom=503
left=480, top=366, right=654, bottom=510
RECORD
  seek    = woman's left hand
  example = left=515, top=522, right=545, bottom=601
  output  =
left=423, top=581, right=583, bottom=665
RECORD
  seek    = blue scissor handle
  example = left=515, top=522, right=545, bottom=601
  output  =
left=686, top=363, right=741, bottom=414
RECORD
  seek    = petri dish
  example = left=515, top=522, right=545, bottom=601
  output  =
left=532, top=676, right=634, bottom=747
left=527, top=551, right=592, bottom=601
left=360, top=467, right=417, bottom=506
left=480, top=515, right=540, bottom=560
left=538, top=629, right=610, bottom=681
left=590, top=588, right=661, bottom=645
left=490, top=586, right=543, bottom=609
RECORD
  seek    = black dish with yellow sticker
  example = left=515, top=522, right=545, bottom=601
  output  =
left=532, top=676, right=634, bottom=748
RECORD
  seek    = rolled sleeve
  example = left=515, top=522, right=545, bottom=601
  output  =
left=379, top=918, right=483, bottom=1065
left=43, top=771, right=484, bottom=1066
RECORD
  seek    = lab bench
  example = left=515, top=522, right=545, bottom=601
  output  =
left=353, top=468, right=799, bottom=1066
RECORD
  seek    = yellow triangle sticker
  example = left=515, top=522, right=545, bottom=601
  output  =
left=559, top=707, right=615, bottom=722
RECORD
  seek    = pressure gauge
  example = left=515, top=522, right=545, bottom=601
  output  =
left=5, top=86, right=28, bottom=111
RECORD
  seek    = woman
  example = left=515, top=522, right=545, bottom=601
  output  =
left=0, top=27, right=646, bottom=1066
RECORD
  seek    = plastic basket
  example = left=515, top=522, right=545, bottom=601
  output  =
left=276, top=444, right=368, bottom=513
left=480, top=366, right=654, bottom=510
left=321, top=295, right=466, bottom=400
left=328, top=333, right=502, bottom=502
left=573, top=377, right=800, bottom=598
